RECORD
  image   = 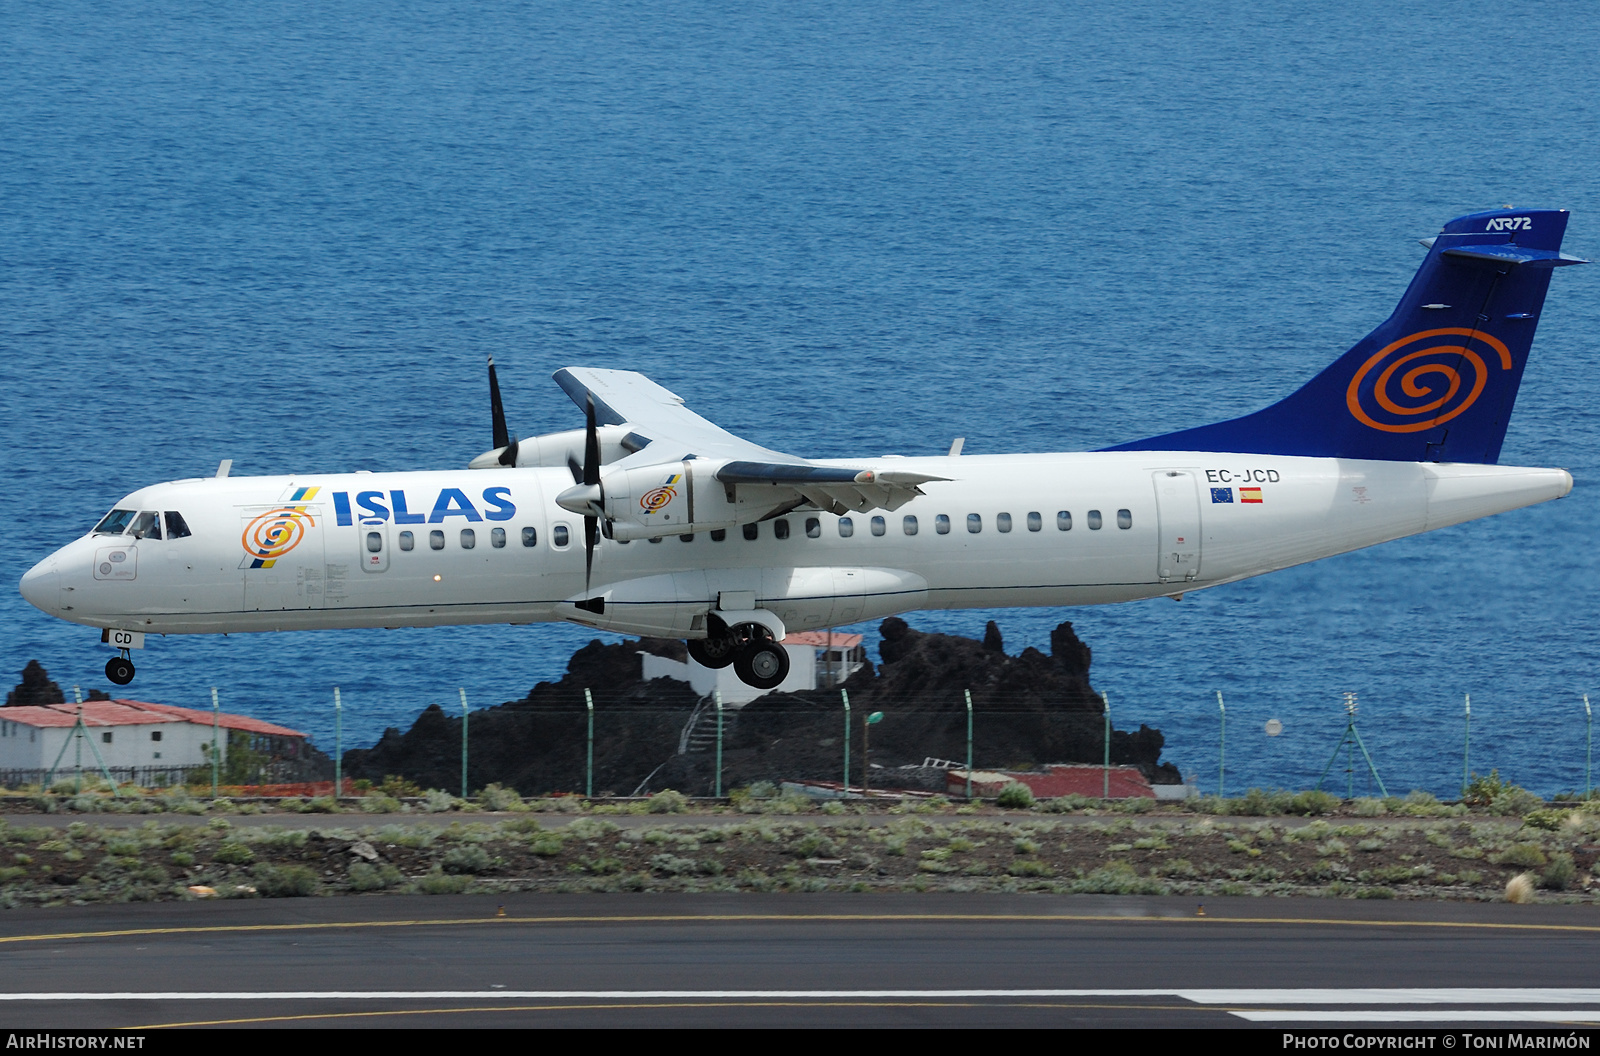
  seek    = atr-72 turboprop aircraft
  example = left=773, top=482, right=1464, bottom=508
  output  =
left=19, top=208, right=1588, bottom=690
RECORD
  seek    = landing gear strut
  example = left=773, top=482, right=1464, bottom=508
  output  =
left=105, top=652, right=135, bottom=686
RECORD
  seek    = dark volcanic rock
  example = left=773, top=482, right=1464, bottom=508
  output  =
left=6, top=661, right=65, bottom=707
left=343, top=622, right=1180, bottom=797
left=343, top=638, right=701, bottom=795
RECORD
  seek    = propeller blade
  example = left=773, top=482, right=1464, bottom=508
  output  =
left=488, top=356, right=510, bottom=450
left=584, top=515, right=598, bottom=592
left=583, top=395, right=600, bottom=486
left=567, top=456, right=583, bottom=484
left=497, top=434, right=519, bottom=468
left=583, top=394, right=601, bottom=593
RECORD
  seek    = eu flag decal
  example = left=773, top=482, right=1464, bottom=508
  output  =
left=1210, top=488, right=1234, bottom=503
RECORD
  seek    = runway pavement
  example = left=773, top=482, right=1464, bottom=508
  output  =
left=2, top=894, right=1599, bottom=1028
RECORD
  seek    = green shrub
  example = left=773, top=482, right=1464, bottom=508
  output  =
left=1288, top=790, right=1340, bottom=815
left=479, top=784, right=523, bottom=812
left=747, top=781, right=778, bottom=800
left=1233, top=788, right=1291, bottom=816
left=1521, top=808, right=1567, bottom=831
left=305, top=796, right=339, bottom=814
left=649, top=853, right=698, bottom=876
left=348, top=862, right=405, bottom=891
left=528, top=835, right=565, bottom=856
left=213, top=841, right=254, bottom=865
left=1013, top=837, right=1040, bottom=855
left=421, top=789, right=459, bottom=813
left=0, top=866, right=27, bottom=883
left=1069, top=862, right=1163, bottom=894
left=1007, top=858, right=1055, bottom=878
left=170, top=851, right=195, bottom=867
left=416, top=868, right=472, bottom=894
left=1491, top=788, right=1544, bottom=817
left=792, top=832, right=838, bottom=858
left=648, top=790, right=689, bottom=814
left=1540, top=851, right=1576, bottom=891
left=441, top=844, right=494, bottom=874
left=1042, top=794, right=1092, bottom=813
left=996, top=783, right=1035, bottom=810
left=253, top=864, right=318, bottom=897
left=1489, top=842, right=1548, bottom=869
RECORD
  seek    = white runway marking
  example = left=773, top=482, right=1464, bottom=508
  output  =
left=1234, top=1010, right=1600, bottom=1023
left=3, top=987, right=1600, bottom=1008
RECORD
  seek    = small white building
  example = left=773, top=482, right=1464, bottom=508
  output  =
left=641, top=632, right=867, bottom=706
left=0, top=699, right=306, bottom=785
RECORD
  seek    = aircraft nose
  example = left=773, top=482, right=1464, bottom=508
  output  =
left=19, top=558, right=59, bottom=615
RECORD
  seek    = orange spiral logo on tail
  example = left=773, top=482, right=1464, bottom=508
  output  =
left=241, top=507, right=316, bottom=560
left=1346, top=328, right=1512, bottom=434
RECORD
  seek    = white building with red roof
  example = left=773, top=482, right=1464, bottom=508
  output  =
left=0, top=699, right=306, bottom=783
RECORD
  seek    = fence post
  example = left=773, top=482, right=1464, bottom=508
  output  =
left=459, top=688, right=469, bottom=801
left=714, top=690, right=724, bottom=799
left=585, top=688, right=594, bottom=799
left=1462, top=693, right=1471, bottom=796
left=964, top=689, right=974, bottom=801
left=1216, top=690, right=1226, bottom=799
left=210, top=686, right=220, bottom=798
left=1101, top=692, right=1111, bottom=800
left=1586, top=694, right=1593, bottom=801
left=333, top=686, right=342, bottom=801
left=841, top=689, right=851, bottom=793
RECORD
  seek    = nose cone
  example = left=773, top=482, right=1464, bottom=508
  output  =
left=19, top=558, right=59, bottom=615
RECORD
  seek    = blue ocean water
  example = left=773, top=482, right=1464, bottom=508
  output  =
left=3, top=0, right=1597, bottom=795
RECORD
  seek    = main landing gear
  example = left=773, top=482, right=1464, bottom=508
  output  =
left=105, top=651, right=135, bottom=686
left=688, top=620, right=791, bottom=691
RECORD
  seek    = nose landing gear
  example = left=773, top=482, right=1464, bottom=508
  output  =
left=105, top=652, right=135, bottom=686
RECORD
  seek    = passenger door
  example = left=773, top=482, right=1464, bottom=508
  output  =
left=1152, top=471, right=1202, bottom=583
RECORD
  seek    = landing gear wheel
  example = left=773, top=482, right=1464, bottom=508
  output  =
left=688, top=634, right=740, bottom=670
left=105, top=656, right=135, bottom=686
left=734, top=640, right=790, bottom=691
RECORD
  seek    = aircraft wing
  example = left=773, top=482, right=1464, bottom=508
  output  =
left=553, top=367, right=946, bottom=516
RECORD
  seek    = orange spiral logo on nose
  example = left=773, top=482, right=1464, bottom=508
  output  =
left=241, top=507, right=315, bottom=559
left=640, top=486, right=677, bottom=513
left=1346, top=328, right=1512, bottom=434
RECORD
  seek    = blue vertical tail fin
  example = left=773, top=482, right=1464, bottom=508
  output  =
left=1107, top=208, right=1586, bottom=463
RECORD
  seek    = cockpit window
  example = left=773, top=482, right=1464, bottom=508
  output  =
left=93, top=509, right=136, bottom=535
left=164, top=512, right=192, bottom=539
left=129, top=511, right=162, bottom=540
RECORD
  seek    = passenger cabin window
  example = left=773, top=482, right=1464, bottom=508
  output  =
left=903, top=515, right=918, bottom=535
left=1087, top=510, right=1103, bottom=530
left=366, top=532, right=383, bottom=553
left=838, top=517, right=854, bottom=538
left=553, top=525, right=570, bottom=547
left=1117, top=509, right=1132, bottom=529
left=430, top=530, right=446, bottom=550
left=743, top=523, right=759, bottom=541
left=521, top=527, right=537, bottom=547
left=774, top=519, right=790, bottom=540
left=1027, top=512, right=1042, bottom=532
left=399, top=531, right=415, bottom=551
left=460, top=529, right=476, bottom=549
left=967, top=514, right=982, bottom=533
left=935, top=514, right=950, bottom=535
left=997, top=513, right=1013, bottom=533
left=130, top=511, right=161, bottom=540
left=1057, top=511, right=1072, bottom=531
left=491, top=528, right=506, bottom=548
left=94, top=509, right=136, bottom=535
left=806, top=517, right=821, bottom=538
left=870, top=516, right=886, bottom=536
left=711, top=529, right=727, bottom=542
left=164, top=512, right=192, bottom=539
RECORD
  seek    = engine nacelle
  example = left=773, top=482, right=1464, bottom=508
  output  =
left=604, top=459, right=778, bottom=541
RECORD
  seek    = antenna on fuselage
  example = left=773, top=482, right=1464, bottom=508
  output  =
left=215, top=460, right=232, bottom=479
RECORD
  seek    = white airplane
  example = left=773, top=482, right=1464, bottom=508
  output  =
left=19, top=208, right=1587, bottom=692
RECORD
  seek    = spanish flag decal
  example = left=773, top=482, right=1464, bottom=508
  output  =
left=1240, top=487, right=1264, bottom=503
